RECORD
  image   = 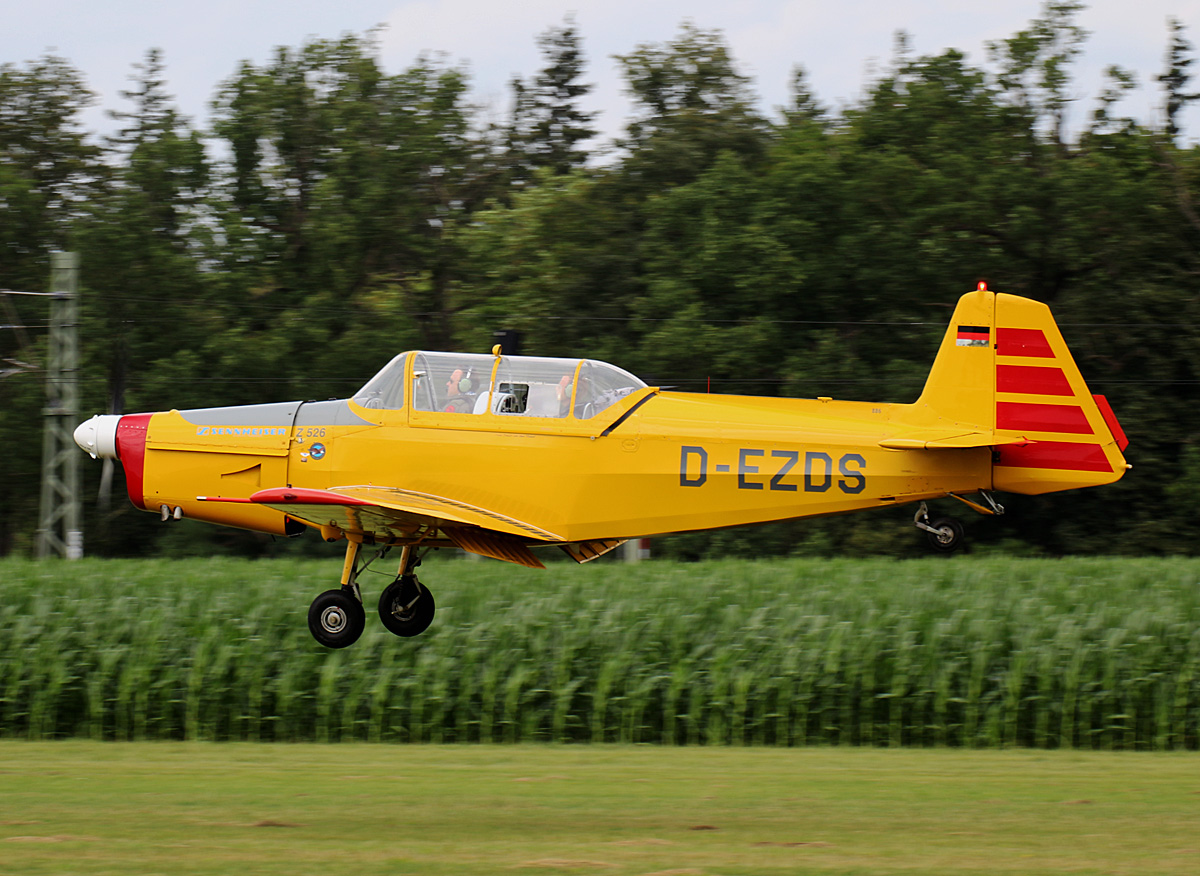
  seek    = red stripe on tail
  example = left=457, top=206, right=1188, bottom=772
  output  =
left=1092, top=394, right=1129, bottom=452
left=996, top=364, right=1073, bottom=396
left=997, top=327, right=1054, bottom=358
left=996, top=402, right=1093, bottom=434
left=994, top=441, right=1112, bottom=472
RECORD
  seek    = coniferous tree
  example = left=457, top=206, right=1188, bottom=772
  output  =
left=529, top=18, right=597, bottom=175
left=0, top=55, right=98, bottom=555
left=1157, top=17, right=1199, bottom=143
left=506, top=17, right=597, bottom=185
left=0, top=55, right=98, bottom=290
left=615, top=22, right=768, bottom=185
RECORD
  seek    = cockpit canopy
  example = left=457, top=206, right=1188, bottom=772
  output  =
left=353, top=352, right=648, bottom=420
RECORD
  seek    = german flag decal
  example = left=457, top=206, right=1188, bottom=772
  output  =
left=956, top=325, right=989, bottom=347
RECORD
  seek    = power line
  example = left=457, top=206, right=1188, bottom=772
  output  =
left=16, top=312, right=1200, bottom=332
left=14, top=288, right=1200, bottom=330
left=13, top=293, right=1200, bottom=331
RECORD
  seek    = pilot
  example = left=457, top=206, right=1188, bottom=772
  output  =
left=444, top=369, right=476, bottom=413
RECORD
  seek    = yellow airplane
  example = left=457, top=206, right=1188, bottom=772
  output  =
left=74, top=284, right=1129, bottom=647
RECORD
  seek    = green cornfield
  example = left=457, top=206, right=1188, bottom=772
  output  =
left=1, top=555, right=1198, bottom=748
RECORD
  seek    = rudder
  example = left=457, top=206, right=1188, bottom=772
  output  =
left=989, top=293, right=1128, bottom=495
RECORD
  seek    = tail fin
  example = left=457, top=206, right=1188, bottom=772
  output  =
left=906, top=285, right=1129, bottom=496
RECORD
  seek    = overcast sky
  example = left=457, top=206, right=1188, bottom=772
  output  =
left=5, top=0, right=1200, bottom=147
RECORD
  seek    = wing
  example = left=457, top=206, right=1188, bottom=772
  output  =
left=198, top=486, right=568, bottom=569
left=329, top=485, right=563, bottom=541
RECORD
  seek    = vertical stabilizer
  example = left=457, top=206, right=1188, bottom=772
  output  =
left=905, top=286, right=1129, bottom=496
left=907, top=285, right=997, bottom=433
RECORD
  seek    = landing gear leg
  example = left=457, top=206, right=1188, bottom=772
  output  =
left=378, top=545, right=436, bottom=638
left=307, top=539, right=374, bottom=648
left=914, top=502, right=965, bottom=553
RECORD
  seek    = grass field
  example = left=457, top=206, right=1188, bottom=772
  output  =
left=1, top=742, right=1198, bottom=875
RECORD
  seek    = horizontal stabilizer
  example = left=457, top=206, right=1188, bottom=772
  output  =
left=879, top=431, right=1030, bottom=450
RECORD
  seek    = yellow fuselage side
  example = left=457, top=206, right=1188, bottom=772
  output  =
left=139, top=389, right=990, bottom=542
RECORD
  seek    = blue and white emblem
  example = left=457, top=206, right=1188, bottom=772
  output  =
left=310, top=443, right=327, bottom=460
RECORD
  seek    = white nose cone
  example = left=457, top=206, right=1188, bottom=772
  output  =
left=74, top=415, right=121, bottom=460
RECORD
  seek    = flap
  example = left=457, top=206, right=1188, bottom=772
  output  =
left=444, top=527, right=545, bottom=569
left=561, top=539, right=627, bottom=564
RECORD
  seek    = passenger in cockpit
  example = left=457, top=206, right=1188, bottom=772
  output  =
left=556, top=375, right=572, bottom=418
left=574, top=374, right=596, bottom=418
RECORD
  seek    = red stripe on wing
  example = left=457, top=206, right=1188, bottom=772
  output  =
left=249, top=488, right=371, bottom=505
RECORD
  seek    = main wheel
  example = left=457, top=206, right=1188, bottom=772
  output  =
left=378, top=576, right=436, bottom=638
left=308, top=589, right=366, bottom=648
left=926, top=517, right=965, bottom=553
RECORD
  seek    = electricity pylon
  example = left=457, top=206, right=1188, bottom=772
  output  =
left=35, top=252, right=82, bottom=559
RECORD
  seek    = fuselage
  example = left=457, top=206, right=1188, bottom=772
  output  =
left=75, top=294, right=1130, bottom=548
left=78, top=387, right=991, bottom=543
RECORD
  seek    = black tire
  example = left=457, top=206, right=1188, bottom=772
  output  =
left=926, top=517, right=965, bottom=553
left=378, top=576, right=436, bottom=637
left=308, top=589, right=366, bottom=648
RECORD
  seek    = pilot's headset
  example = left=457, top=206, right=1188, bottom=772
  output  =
left=449, top=368, right=475, bottom=395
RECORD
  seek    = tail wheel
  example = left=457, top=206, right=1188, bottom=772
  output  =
left=308, top=589, right=366, bottom=648
left=926, top=517, right=965, bottom=553
left=378, top=576, right=436, bottom=637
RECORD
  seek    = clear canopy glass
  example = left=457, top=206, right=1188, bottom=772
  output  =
left=353, top=351, right=647, bottom=420
left=411, top=352, right=497, bottom=414
left=352, top=353, right=410, bottom=410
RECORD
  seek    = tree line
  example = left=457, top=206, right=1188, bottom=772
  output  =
left=2, top=2, right=1199, bottom=558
